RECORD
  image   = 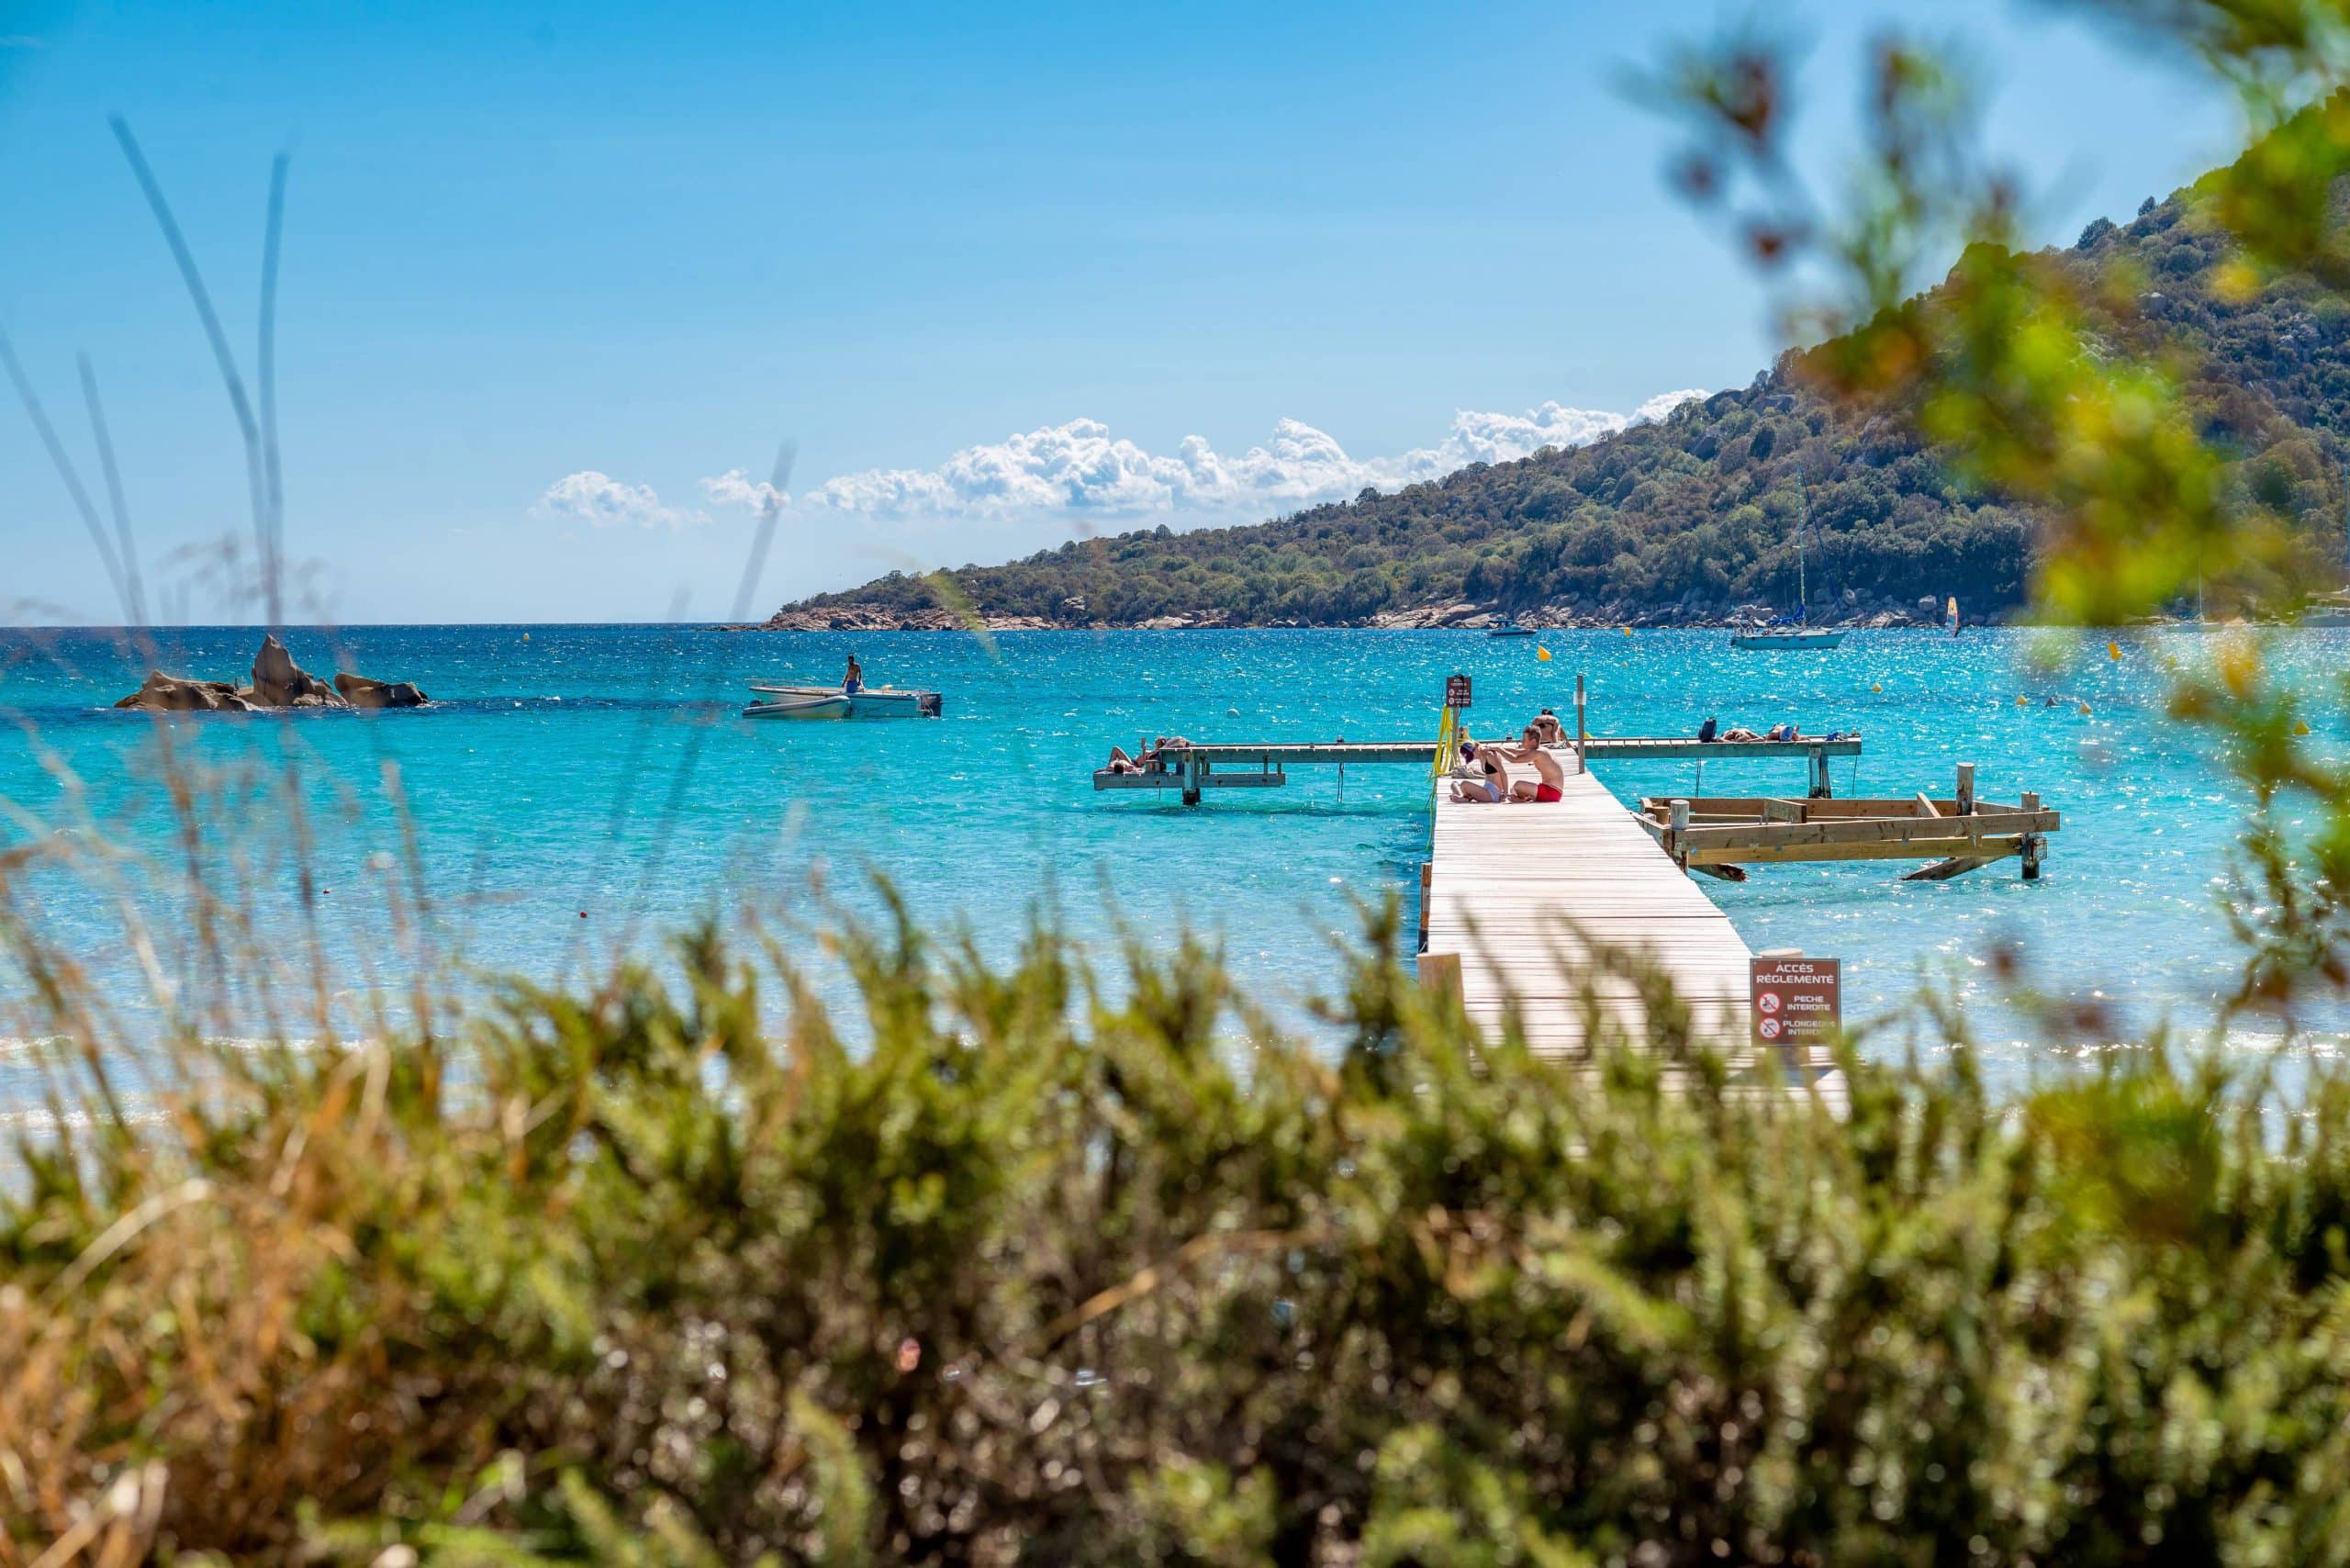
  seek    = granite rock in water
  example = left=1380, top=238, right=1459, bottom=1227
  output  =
left=113, top=635, right=431, bottom=711
left=333, top=672, right=430, bottom=709
left=113, top=671, right=258, bottom=712
left=251, top=633, right=347, bottom=708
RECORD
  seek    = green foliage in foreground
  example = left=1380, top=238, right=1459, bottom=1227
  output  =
left=9, top=904, right=2350, bottom=1565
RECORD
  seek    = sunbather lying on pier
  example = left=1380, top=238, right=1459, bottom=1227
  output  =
left=1531, top=710, right=1566, bottom=747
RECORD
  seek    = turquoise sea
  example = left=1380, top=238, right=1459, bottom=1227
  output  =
left=3, top=623, right=2344, bottom=1111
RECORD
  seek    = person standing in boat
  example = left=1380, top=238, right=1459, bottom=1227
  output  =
left=842, top=652, right=863, bottom=695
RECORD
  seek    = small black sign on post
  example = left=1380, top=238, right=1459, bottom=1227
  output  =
left=1445, top=673, right=1472, bottom=711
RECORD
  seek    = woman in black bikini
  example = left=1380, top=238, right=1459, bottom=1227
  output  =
left=1448, top=738, right=1506, bottom=803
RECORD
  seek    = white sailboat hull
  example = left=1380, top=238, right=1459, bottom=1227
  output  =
left=1729, top=629, right=1846, bottom=651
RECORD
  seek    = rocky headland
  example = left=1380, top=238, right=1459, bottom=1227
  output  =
left=733, top=594, right=1964, bottom=633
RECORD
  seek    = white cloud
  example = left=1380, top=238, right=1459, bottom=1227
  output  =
left=695, top=391, right=1707, bottom=522
left=699, top=468, right=788, bottom=513
left=532, top=471, right=707, bottom=531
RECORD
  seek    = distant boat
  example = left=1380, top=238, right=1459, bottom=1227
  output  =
left=2312, top=464, right=2350, bottom=623
left=1729, top=625, right=1846, bottom=650
left=1731, top=474, right=1845, bottom=651
left=742, top=683, right=943, bottom=719
left=1486, top=614, right=1537, bottom=637
left=2304, top=593, right=2350, bottom=627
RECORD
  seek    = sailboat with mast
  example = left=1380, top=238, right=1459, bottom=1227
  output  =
left=2305, top=462, right=2350, bottom=625
left=1730, top=473, right=1845, bottom=650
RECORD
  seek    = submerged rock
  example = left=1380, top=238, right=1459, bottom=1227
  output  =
left=113, top=671, right=257, bottom=712
left=333, top=672, right=430, bottom=709
left=251, top=633, right=346, bottom=708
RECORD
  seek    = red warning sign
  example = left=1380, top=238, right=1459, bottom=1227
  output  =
left=1751, top=956, right=1841, bottom=1050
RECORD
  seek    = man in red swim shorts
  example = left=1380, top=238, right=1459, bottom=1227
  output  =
left=1499, top=723, right=1567, bottom=802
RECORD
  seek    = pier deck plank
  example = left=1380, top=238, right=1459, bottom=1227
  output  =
left=1424, top=763, right=1846, bottom=1111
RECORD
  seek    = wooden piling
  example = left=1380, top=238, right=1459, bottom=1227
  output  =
left=1574, top=675, right=1587, bottom=774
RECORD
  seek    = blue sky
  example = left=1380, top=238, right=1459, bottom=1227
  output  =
left=0, top=1, right=2241, bottom=623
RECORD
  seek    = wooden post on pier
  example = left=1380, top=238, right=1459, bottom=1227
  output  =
left=1668, top=798, right=1691, bottom=873
left=1574, top=675, right=1587, bottom=775
left=2020, top=790, right=2043, bottom=879
left=1809, top=745, right=1833, bottom=800
left=1183, top=750, right=1206, bottom=806
left=1956, top=762, right=1976, bottom=815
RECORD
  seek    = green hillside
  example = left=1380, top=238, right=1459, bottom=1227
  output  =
left=775, top=191, right=2350, bottom=629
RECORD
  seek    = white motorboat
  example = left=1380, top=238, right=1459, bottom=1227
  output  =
left=741, top=684, right=944, bottom=719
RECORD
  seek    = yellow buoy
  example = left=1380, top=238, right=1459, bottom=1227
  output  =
left=1536, top=645, right=1552, bottom=661
left=1870, top=682, right=1883, bottom=694
left=2016, top=695, right=2030, bottom=707
left=2107, top=641, right=2120, bottom=661
left=2077, top=700, right=2092, bottom=716
left=2296, top=718, right=2313, bottom=736
left=1620, top=625, right=1632, bottom=636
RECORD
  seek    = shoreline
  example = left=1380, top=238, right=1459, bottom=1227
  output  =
left=727, top=604, right=2227, bottom=634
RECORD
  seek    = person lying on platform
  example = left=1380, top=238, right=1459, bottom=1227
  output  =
left=1719, top=726, right=1764, bottom=743
left=1105, top=745, right=1143, bottom=775
left=1497, top=725, right=1567, bottom=802
left=1448, top=738, right=1506, bottom=802
left=1531, top=710, right=1566, bottom=747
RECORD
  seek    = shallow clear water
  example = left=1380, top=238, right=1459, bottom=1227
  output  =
left=2, top=623, right=2343, bottom=1104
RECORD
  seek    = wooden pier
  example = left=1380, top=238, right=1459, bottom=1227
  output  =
left=1095, top=735, right=1862, bottom=803
left=1090, top=689, right=2046, bottom=1109
left=1416, top=759, right=1848, bottom=1107
left=1637, top=767, right=2060, bottom=881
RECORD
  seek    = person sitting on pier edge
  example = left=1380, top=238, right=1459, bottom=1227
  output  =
left=842, top=652, right=864, bottom=695
left=1530, top=709, right=1566, bottom=747
left=1497, top=725, right=1567, bottom=803
left=1448, top=738, right=1505, bottom=803
left=1697, top=716, right=1719, bottom=744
